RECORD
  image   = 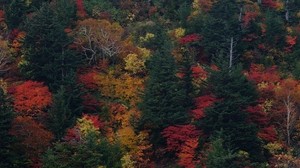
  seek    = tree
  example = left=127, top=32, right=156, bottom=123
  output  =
left=73, top=18, right=125, bottom=64
left=0, top=88, right=27, bottom=167
left=10, top=80, right=52, bottom=116
left=138, top=39, right=189, bottom=147
left=206, top=137, right=237, bottom=168
left=21, top=3, right=81, bottom=89
left=4, top=0, right=26, bottom=29
left=199, top=0, right=241, bottom=60
left=275, top=78, right=300, bottom=146
left=202, top=65, right=265, bottom=163
left=47, top=86, right=75, bottom=140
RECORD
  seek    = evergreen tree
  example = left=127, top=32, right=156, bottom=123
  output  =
left=21, top=3, right=82, bottom=90
left=202, top=65, right=265, bottom=163
left=42, top=133, right=123, bottom=168
left=139, top=39, right=189, bottom=146
left=198, top=0, right=241, bottom=60
left=0, top=88, right=27, bottom=167
left=47, top=86, right=75, bottom=140
left=4, top=0, right=26, bottom=29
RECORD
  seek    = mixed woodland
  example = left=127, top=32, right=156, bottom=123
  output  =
left=0, top=0, right=300, bottom=167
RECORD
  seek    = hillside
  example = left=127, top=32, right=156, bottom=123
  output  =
left=0, top=0, right=300, bottom=167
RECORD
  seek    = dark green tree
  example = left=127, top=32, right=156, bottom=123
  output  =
left=21, top=3, right=82, bottom=90
left=206, top=137, right=237, bottom=168
left=202, top=65, right=265, bottom=163
left=139, top=39, right=189, bottom=147
left=4, top=0, right=26, bottom=29
left=47, top=86, right=75, bottom=140
left=42, top=133, right=123, bottom=168
left=0, top=88, right=27, bottom=168
left=191, top=0, right=241, bottom=61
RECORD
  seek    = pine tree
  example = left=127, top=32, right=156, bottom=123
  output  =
left=21, top=3, right=81, bottom=90
left=202, top=65, right=265, bottom=163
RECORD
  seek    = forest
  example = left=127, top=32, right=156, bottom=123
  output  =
left=0, top=0, right=300, bottom=167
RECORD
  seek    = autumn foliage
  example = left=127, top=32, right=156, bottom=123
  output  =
left=162, top=125, right=202, bottom=168
left=10, top=81, right=52, bottom=115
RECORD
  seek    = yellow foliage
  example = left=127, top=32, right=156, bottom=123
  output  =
left=264, top=142, right=283, bottom=155
left=117, top=126, right=138, bottom=150
left=0, top=79, right=7, bottom=94
left=96, top=71, right=144, bottom=105
left=139, top=33, right=155, bottom=43
left=77, top=117, right=99, bottom=137
left=262, top=99, right=273, bottom=113
left=121, top=153, right=136, bottom=168
left=124, top=53, right=145, bottom=74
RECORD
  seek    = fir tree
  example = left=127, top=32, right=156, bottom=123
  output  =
left=47, top=86, right=75, bottom=140
left=21, top=3, right=81, bottom=90
left=202, top=65, right=265, bottom=163
left=0, top=88, right=27, bottom=167
left=139, top=38, right=189, bottom=146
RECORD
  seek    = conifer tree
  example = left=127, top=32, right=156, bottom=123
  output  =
left=202, top=65, right=265, bottom=163
left=21, top=3, right=81, bottom=90
left=139, top=37, right=189, bottom=146
left=0, top=88, right=27, bottom=167
left=4, top=0, right=26, bottom=29
left=47, top=86, right=75, bottom=140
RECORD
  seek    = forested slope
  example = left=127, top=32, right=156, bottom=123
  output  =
left=0, top=0, right=300, bottom=167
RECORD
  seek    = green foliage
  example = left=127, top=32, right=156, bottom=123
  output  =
left=264, top=11, right=285, bottom=48
left=47, top=86, right=75, bottom=140
left=139, top=38, right=189, bottom=147
left=196, top=0, right=241, bottom=59
left=0, top=88, right=28, bottom=168
left=206, top=137, right=237, bottom=168
left=4, top=0, right=26, bottom=29
left=202, top=65, right=265, bottom=162
left=54, top=0, right=77, bottom=27
left=21, top=3, right=82, bottom=90
left=42, top=133, right=123, bottom=168
left=83, top=0, right=120, bottom=20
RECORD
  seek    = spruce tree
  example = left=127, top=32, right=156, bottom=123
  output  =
left=139, top=39, right=189, bottom=146
left=21, top=3, right=81, bottom=90
left=47, top=86, right=75, bottom=140
left=202, top=65, right=265, bottom=163
left=0, top=88, right=27, bottom=167
left=198, top=0, right=241, bottom=60
left=4, top=0, right=26, bottom=29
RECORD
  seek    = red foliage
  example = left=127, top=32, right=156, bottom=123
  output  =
left=64, top=127, right=81, bottom=142
left=179, top=34, right=201, bottom=45
left=76, top=0, right=87, bottom=18
left=258, top=126, right=277, bottom=142
left=10, top=81, right=52, bottom=115
left=177, top=139, right=200, bottom=168
left=246, top=64, right=280, bottom=84
left=262, top=0, right=280, bottom=9
left=247, top=105, right=269, bottom=126
left=0, top=10, right=4, bottom=22
left=162, top=125, right=201, bottom=152
left=162, top=125, right=202, bottom=168
left=78, top=71, right=99, bottom=90
left=10, top=116, right=53, bottom=164
left=191, top=95, right=217, bottom=120
left=284, top=35, right=297, bottom=52
left=82, top=94, right=100, bottom=112
left=8, top=28, right=20, bottom=42
left=191, top=65, right=207, bottom=79
left=243, top=11, right=259, bottom=28
left=82, top=113, right=104, bottom=129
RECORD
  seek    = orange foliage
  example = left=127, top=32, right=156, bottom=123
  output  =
left=285, top=36, right=297, bottom=52
left=10, top=81, right=52, bottom=115
left=10, top=116, right=53, bottom=163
